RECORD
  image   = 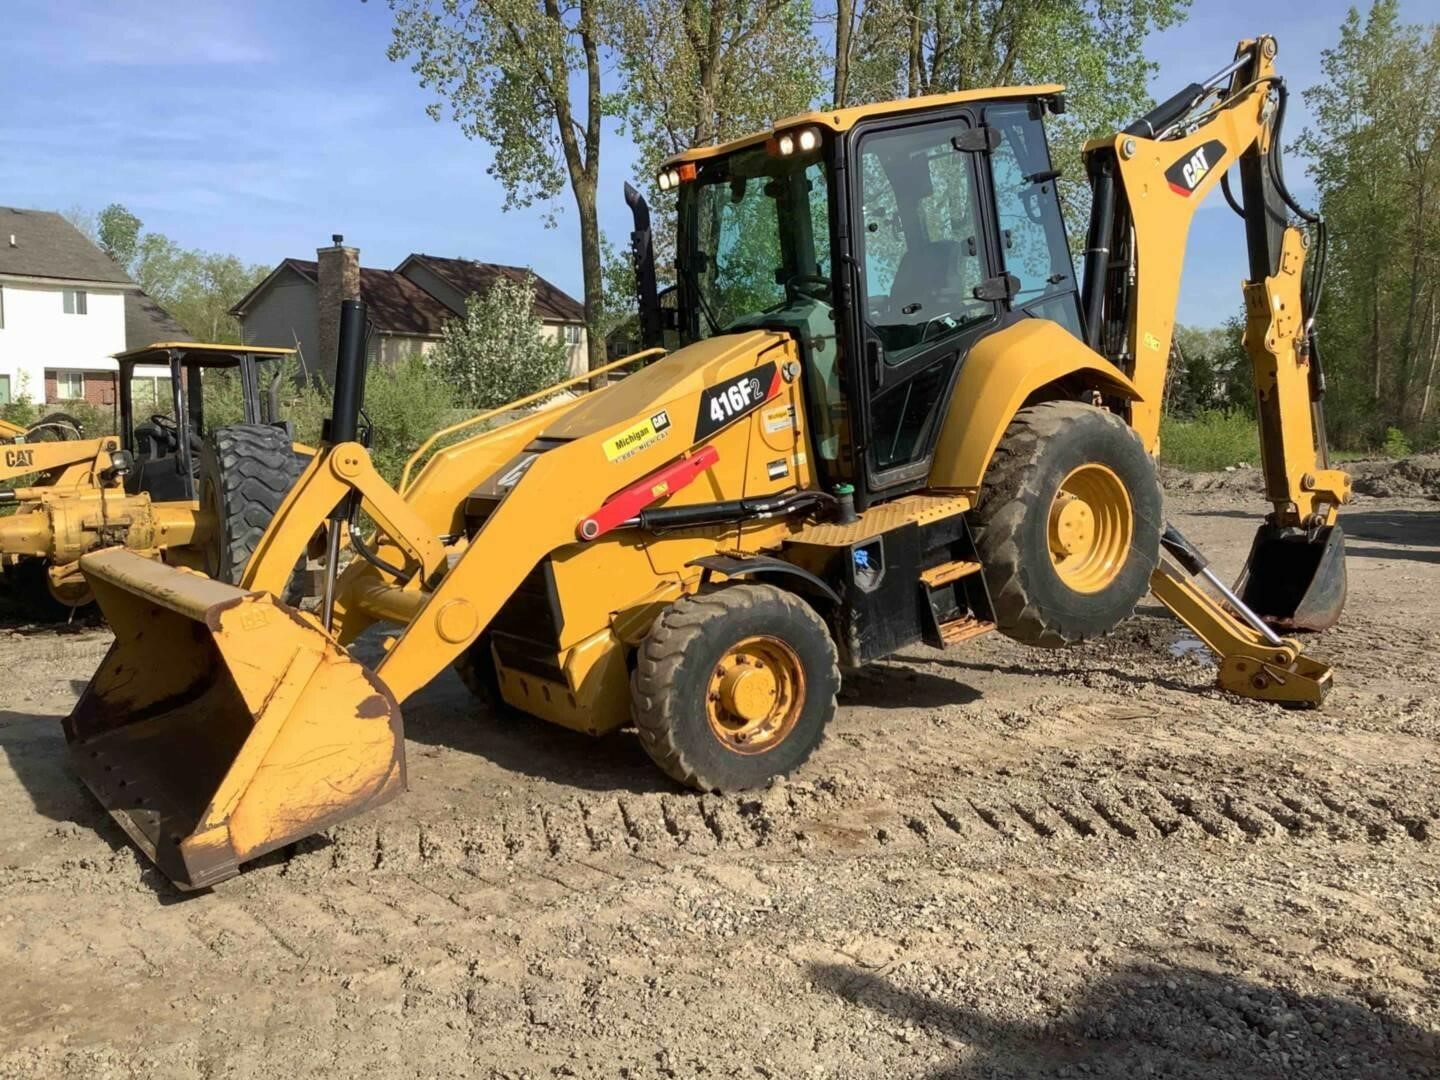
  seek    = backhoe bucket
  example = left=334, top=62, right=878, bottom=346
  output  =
left=64, top=549, right=404, bottom=889
left=1235, top=523, right=1347, bottom=632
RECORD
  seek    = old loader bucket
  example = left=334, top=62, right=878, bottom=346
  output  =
left=1235, top=523, right=1348, bottom=632
left=64, top=548, right=404, bottom=889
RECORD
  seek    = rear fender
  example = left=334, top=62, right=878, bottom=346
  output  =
left=929, top=319, right=1140, bottom=491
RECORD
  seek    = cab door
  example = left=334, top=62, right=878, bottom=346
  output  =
left=846, top=112, right=1004, bottom=497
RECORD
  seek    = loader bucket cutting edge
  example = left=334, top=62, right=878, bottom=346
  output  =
left=64, top=548, right=405, bottom=889
left=1235, top=523, right=1347, bottom=633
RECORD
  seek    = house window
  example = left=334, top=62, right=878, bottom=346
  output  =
left=63, top=288, right=88, bottom=315
left=55, top=370, right=85, bottom=400
left=564, top=324, right=583, bottom=346
left=0, top=374, right=11, bottom=404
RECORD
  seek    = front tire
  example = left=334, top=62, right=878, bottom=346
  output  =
left=971, top=401, right=1162, bottom=647
left=632, top=583, right=840, bottom=791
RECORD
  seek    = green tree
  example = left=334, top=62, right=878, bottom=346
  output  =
left=97, top=203, right=142, bottom=268
left=430, top=273, right=571, bottom=409
left=1296, top=0, right=1440, bottom=448
left=833, top=0, right=1190, bottom=220
left=387, top=0, right=610, bottom=375
left=610, top=0, right=823, bottom=285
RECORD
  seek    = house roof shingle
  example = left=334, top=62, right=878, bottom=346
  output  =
left=0, top=206, right=134, bottom=285
left=124, top=291, right=193, bottom=350
left=408, top=255, right=585, bottom=323
left=277, top=259, right=455, bottom=337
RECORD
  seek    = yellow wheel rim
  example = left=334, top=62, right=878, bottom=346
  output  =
left=1048, top=463, right=1133, bottom=594
left=706, top=635, right=805, bottom=755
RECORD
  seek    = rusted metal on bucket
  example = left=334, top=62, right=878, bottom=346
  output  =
left=1235, top=523, right=1347, bottom=632
left=65, top=548, right=405, bottom=889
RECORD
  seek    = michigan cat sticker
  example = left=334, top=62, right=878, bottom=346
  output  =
left=604, top=410, right=672, bottom=462
left=694, top=362, right=782, bottom=441
left=1165, top=139, right=1226, bottom=197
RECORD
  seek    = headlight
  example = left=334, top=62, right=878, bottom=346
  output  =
left=797, top=127, right=820, bottom=152
left=658, top=171, right=672, bottom=191
left=777, top=133, right=795, bottom=156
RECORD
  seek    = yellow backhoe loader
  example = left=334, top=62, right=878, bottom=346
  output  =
left=1, top=343, right=304, bottom=617
left=66, top=35, right=1349, bottom=888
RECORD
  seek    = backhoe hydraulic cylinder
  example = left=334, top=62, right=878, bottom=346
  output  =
left=1161, top=524, right=1284, bottom=647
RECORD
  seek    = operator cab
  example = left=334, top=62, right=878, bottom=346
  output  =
left=654, top=87, right=1079, bottom=507
left=115, top=342, right=296, bottom=501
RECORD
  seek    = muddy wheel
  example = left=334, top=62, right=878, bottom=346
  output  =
left=971, top=401, right=1162, bottom=647
left=25, top=413, right=84, bottom=441
left=199, top=425, right=304, bottom=597
left=632, top=583, right=840, bottom=791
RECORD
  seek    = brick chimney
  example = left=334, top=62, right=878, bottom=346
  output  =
left=316, top=233, right=360, bottom=382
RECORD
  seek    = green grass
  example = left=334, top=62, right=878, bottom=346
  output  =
left=1159, top=410, right=1261, bottom=472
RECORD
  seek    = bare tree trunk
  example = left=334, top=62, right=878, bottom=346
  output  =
left=834, top=0, right=854, bottom=107
left=1421, top=294, right=1440, bottom=423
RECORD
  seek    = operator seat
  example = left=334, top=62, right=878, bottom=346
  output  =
left=883, top=240, right=965, bottom=349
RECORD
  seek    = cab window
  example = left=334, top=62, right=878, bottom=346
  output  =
left=985, top=103, right=1082, bottom=337
left=857, top=122, right=991, bottom=365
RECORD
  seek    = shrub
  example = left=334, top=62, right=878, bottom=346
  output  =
left=430, top=275, right=570, bottom=410
left=1159, top=409, right=1260, bottom=472
left=1382, top=425, right=1412, bottom=459
left=358, top=353, right=457, bottom=484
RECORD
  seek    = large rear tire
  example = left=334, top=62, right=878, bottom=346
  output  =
left=971, top=401, right=1162, bottom=647
left=632, top=583, right=840, bottom=791
left=199, top=425, right=305, bottom=596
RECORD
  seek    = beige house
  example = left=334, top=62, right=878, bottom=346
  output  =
left=230, top=236, right=588, bottom=384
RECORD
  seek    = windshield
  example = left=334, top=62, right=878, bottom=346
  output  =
left=678, top=143, right=832, bottom=339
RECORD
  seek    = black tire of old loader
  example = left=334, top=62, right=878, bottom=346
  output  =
left=199, top=425, right=305, bottom=598
left=971, top=401, right=1162, bottom=648
left=632, top=583, right=840, bottom=791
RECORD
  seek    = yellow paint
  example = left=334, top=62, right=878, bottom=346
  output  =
left=663, top=84, right=1063, bottom=166
left=928, top=320, right=1140, bottom=491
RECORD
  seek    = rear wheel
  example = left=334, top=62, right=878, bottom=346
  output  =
left=199, top=425, right=305, bottom=596
left=971, top=401, right=1162, bottom=647
left=632, top=583, right=840, bottom=791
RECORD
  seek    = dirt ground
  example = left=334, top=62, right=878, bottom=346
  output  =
left=1, top=480, right=1438, bottom=1079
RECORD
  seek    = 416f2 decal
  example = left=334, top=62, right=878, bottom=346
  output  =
left=694, top=362, right=781, bottom=441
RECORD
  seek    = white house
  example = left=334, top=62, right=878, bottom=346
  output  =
left=0, top=206, right=188, bottom=411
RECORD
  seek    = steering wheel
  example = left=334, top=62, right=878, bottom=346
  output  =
left=150, top=412, right=177, bottom=431
left=784, top=274, right=834, bottom=305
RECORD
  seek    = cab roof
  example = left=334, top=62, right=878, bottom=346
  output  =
left=115, top=342, right=296, bottom=364
left=662, top=84, right=1064, bottom=167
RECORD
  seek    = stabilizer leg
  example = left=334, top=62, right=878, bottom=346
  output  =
left=1150, top=524, right=1332, bottom=707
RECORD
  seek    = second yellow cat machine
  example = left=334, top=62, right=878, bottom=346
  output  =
left=67, top=34, right=1349, bottom=887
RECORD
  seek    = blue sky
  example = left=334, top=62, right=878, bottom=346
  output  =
left=0, top=0, right=1428, bottom=327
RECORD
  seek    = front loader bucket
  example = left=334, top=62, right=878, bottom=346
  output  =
left=1235, top=523, right=1348, bottom=632
left=64, top=549, right=404, bottom=889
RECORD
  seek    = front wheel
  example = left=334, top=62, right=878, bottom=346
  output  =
left=632, top=583, right=840, bottom=791
left=971, top=401, right=1162, bottom=647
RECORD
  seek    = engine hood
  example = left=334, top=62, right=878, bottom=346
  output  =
left=540, top=330, right=792, bottom=443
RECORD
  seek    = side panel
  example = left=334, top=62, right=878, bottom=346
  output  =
left=927, top=319, right=1140, bottom=491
